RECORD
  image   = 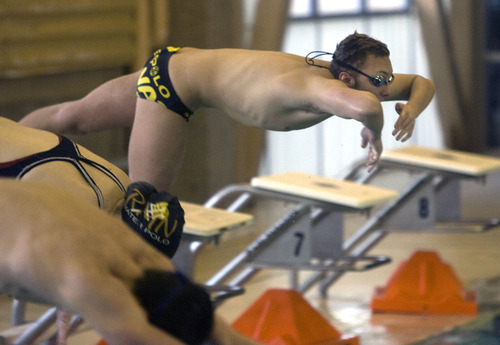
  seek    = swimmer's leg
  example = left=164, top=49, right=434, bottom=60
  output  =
left=128, top=98, right=189, bottom=191
left=20, top=71, right=141, bottom=134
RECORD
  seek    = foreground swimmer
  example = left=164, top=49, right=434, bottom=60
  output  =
left=20, top=32, right=435, bottom=191
left=0, top=180, right=258, bottom=345
left=0, top=118, right=262, bottom=345
left=0, top=116, right=183, bottom=258
left=0, top=179, right=184, bottom=345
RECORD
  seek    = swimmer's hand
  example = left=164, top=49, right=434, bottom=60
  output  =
left=361, top=127, right=382, bottom=172
left=392, top=102, right=416, bottom=142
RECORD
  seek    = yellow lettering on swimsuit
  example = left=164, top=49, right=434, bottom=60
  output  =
left=138, top=67, right=150, bottom=86
left=159, top=86, right=171, bottom=99
left=149, top=49, right=162, bottom=67
left=152, top=75, right=161, bottom=87
left=153, top=75, right=171, bottom=99
left=137, top=85, right=157, bottom=101
left=137, top=53, right=175, bottom=105
left=145, top=202, right=178, bottom=238
left=137, top=67, right=158, bottom=101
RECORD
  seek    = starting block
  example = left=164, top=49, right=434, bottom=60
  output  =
left=198, top=171, right=398, bottom=293
left=247, top=172, right=396, bottom=268
left=304, top=147, right=500, bottom=297
left=0, top=304, right=83, bottom=345
left=342, top=145, right=500, bottom=233
left=172, top=201, right=254, bottom=279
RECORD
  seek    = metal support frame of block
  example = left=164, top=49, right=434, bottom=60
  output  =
left=9, top=302, right=83, bottom=345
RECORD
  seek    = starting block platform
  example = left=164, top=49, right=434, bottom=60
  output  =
left=181, top=201, right=254, bottom=239
left=251, top=171, right=397, bottom=208
left=382, top=145, right=500, bottom=176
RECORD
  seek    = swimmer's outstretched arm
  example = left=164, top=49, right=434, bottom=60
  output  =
left=308, top=82, right=385, bottom=170
left=0, top=179, right=184, bottom=345
left=386, top=73, right=435, bottom=142
left=308, top=72, right=433, bottom=169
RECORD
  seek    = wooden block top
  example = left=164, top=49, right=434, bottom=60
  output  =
left=382, top=146, right=500, bottom=175
left=251, top=172, right=398, bottom=209
left=181, top=201, right=253, bottom=237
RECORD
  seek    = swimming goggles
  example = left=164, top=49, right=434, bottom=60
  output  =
left=332, top=53, right=394, bottom=87
left=305, top=50, right=394, bottom=87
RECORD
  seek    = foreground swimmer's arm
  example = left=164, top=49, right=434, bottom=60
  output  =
left=0, top=179, right=184, bottom=345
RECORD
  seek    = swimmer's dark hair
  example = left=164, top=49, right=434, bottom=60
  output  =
left=133, top=270, right=214, bottom=345
left=330, top=31, right=390, bottom=78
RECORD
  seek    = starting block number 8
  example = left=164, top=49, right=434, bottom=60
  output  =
left=419, top=197, right=430, bottom=219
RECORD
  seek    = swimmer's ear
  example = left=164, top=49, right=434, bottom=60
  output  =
left=339, top=71, right=355, bottom=87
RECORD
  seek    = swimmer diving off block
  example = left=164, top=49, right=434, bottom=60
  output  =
left=20, top=32, right=435, bottom=191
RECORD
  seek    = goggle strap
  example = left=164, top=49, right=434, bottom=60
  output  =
left=305, top=50, right=334, bottom=70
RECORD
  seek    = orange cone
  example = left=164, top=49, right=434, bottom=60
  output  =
left=371, top=250, right=477, bottom=315
left=232, top=289, right=359, bottom=345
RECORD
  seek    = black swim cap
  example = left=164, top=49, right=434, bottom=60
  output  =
left=133, top=270, right=214, bottom=345
left=122, top=181, right=185, bottom=258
